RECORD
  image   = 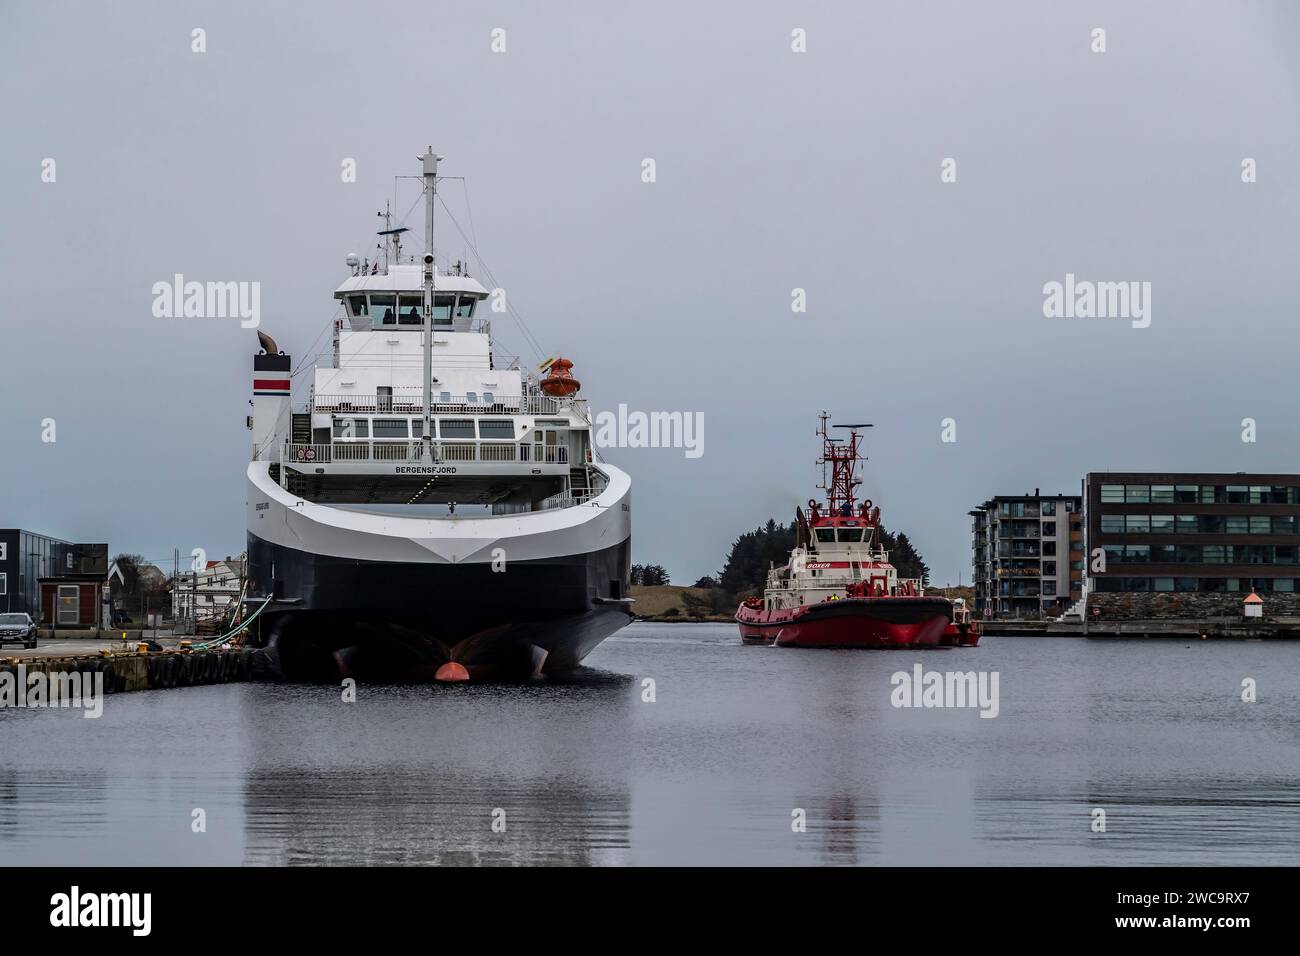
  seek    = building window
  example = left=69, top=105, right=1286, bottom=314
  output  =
left=1043, top=561, right=1057, bottom=576
left=1225, top=516, right=1249, bottom=535
left=1043, top=541, right=1057, bottom=556
left=1042, top=521, right=1056, bottom=536
left=0, top=572, right=5, bottom=596
left=1100, top=484, right=1124, bottom=503
left=1151, top=485, right=1175, bottom=503
left=1125, top=515, right=1150, bottom=534
left=1125, top=485, right=1150, bottom=503
left=57, top=585, right=79, bottom=625
left=1126, top=545, right=1150, bottom=563
left=1174, top=485, right=1198, bottom=503
left=1250, top=517, right=1271, bottom=534
left=1153, top=577, right=1174, bottom=591
left=1043, top=581, right=1057, bottom=596
left=1202, top=545, right=1226, bottom=564
left=1042, top=501, right=1056, bottom=516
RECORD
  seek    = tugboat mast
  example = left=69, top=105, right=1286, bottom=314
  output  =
left=419, top=148, right=442, bottom=462
left=817, top=412, right=871, bottom=516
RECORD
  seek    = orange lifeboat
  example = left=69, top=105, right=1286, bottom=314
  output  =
left=540, top=357, right=581, bottom=398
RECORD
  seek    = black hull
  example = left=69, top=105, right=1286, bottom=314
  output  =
left=245, top=534, right=632, bottom=681
left=798, top=596, right=954, bottom=626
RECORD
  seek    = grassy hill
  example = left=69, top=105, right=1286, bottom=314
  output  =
left=631, top=585, right=734, bottom=622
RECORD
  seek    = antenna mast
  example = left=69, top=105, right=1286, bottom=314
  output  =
left=419, top=147, right=442, bottom=461
left=817, top=413, right=872, bottom=517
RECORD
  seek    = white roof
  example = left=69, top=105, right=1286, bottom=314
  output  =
left=334, top=264, right=488, bottom=298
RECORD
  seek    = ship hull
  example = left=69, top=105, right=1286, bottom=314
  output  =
left=736, top=597, right=953, bottom=649
left=245, top=461, right=632, bottom=680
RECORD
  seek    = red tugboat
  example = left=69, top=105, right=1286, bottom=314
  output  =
left=735, top=414, right=980, bottom=649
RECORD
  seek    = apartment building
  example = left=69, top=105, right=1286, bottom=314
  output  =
left=970, top=491, right=1083, bottom=619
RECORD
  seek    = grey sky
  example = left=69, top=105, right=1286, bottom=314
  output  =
left=3, top=1, right=1299, bottom=585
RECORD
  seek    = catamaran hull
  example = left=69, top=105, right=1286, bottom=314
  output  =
left=245, top=461, right=632, bottom=680
left=736, top=597, right=953, bottom=649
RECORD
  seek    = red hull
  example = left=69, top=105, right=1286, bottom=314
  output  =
left=736, top=596, right=954, bottom=649
left=940, top=621, right=981, bottom=647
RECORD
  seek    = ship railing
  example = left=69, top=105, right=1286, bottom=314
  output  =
left=311, top=392, right=579, bottom=416
left=282, top=441, right=569, bottom=466
left=536, top=491, right=579, bottom=511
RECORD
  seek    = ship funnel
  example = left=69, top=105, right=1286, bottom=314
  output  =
left=252, top=344, right=292, bottom=461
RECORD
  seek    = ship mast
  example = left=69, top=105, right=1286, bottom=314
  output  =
left=419, top=148, right=442, bottom=462
left=817, top=412, right=871, bottom=517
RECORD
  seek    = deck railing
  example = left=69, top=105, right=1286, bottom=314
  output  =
left=312, top=392, right=574, bottom=416
left=282, top=441, right=569, bottom=465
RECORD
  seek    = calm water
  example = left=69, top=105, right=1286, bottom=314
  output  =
left=3, top=624, right=1299, bottom=866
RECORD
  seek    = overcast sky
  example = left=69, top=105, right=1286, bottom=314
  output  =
left=3, top=1, right=1299, bottom=585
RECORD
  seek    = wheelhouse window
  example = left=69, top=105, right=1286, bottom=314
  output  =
left=455, top=296, right=475, bottom=318
left=839, top=527, right=865, bottom=542
left=435, top=296, right=454, bottom=325
left=814, top=528, right=836, bottom=544
left=347, top=295, right=368, bottom=317
left=372, top=295, right=396, bottom=325
left=398, top=296, right=424, bottom=325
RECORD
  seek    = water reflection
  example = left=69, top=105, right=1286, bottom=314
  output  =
left=3, top=626, right=1300, bottom=865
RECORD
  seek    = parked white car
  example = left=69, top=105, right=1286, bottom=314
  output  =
left=0, top=613, right=38, bottom=649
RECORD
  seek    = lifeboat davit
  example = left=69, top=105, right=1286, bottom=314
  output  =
left=540, top=357, right=581, bottom=398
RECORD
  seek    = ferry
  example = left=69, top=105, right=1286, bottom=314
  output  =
left=245, top=150, right=632, bottom=681
left=735, top=415, right=979, bottom=649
